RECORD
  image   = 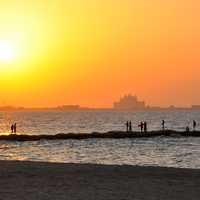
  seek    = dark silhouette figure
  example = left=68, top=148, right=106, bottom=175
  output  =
left=125, top=121, right=129, bottom=132
left=129, top=121, right=132, bottom=132
left=162, top=120, right=165, bottom=130
left=144, top=121, right=147, bottom=133
left=11, top=124, right=14, bottom=133
left=186, top=126, right=190, bottom=133
left=138, top=122, right=144, bottom=132
left=193, top=120, right=197, bottom=131
left=13, top=123, right=17, bottom=134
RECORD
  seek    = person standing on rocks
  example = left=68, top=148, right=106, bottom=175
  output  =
left=138, top=122, right=144, bottom=133
left=13, top=123, right=17, bottom=134
left=193, top=120, right=197, bottom=131
left=144, top=121, right=147, bottom=133
left=129, top=121, right=132, bottom=132
left=125, top=121, right=129, bottom=132
left=162, top=120, right=165, bottom=131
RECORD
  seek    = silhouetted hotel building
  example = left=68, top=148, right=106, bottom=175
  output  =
left=113, top=94, right=146, bottom=110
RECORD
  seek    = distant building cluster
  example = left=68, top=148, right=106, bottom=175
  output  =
left=1, top=95, right=200, bottom=112
left=113, top=94, right=146, bottom=110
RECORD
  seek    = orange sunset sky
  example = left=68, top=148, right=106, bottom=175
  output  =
left=0, top=0, right=200, bottom=108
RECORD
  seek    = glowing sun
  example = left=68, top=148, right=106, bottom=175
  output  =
left=0, top=40, right=16, bottom=62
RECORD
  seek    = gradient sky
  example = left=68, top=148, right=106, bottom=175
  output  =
left=0, top=0, right=200, bottom=108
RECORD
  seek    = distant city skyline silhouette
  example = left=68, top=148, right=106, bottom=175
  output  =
left=1, top=94, right=200, bottom=111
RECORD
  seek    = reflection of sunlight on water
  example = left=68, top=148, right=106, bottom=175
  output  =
left=6, top=153, right=28, bottom=161
left=0, top=132, right=11, bottom=136
left=0, top=132, right=23, bottom=136
left=0, top=137, right=200, bottom=168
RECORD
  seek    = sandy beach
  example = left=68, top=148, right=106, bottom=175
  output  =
left=0, top=161, right=199, bottom=199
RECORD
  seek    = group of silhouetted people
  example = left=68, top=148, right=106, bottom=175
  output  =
left=125, top=121, right=132, bottom=132
left=186, top=120, right=197, bottom=132
left=125, top=119, right=198, bottom=133
left=138, top=121, right=147, bottom=133
left=125, top=121, right=147, bottom=132
left=11, top=123, right=17, bottom=133
left=163, top=120, right=197, bottom=132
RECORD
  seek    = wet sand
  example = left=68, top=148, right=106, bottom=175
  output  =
left=0, top=160, right=200, bottom=200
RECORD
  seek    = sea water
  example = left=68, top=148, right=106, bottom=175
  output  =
left=0, top=110, right=200, bottom=168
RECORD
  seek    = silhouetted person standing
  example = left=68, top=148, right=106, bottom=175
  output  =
left=144, top=121, right=147, bottom=133
left=129, top=121, right=132, bottom=132
left=13, top=123, right=17, bottom=134
left=162, top=120, right=165, bottom=130
left=186, top=126, right=190, bottom=133
left=138, top=122, right=144, bottom=133
left=11, top=124, right=14, bottom=133
left=193, top=120, right=197, bottom=131
left=125, top=121, right=129, bottom=132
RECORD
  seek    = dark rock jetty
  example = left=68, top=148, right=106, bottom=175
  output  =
left=0, top=130, right=200, bottom=141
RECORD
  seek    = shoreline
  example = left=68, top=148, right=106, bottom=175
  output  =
left=0, top=130, right=200, bottom=141
left=0, top=160, right=200, bottom=199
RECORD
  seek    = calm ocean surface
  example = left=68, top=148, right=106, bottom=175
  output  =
left=0, top=111, right=200, bottom=168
